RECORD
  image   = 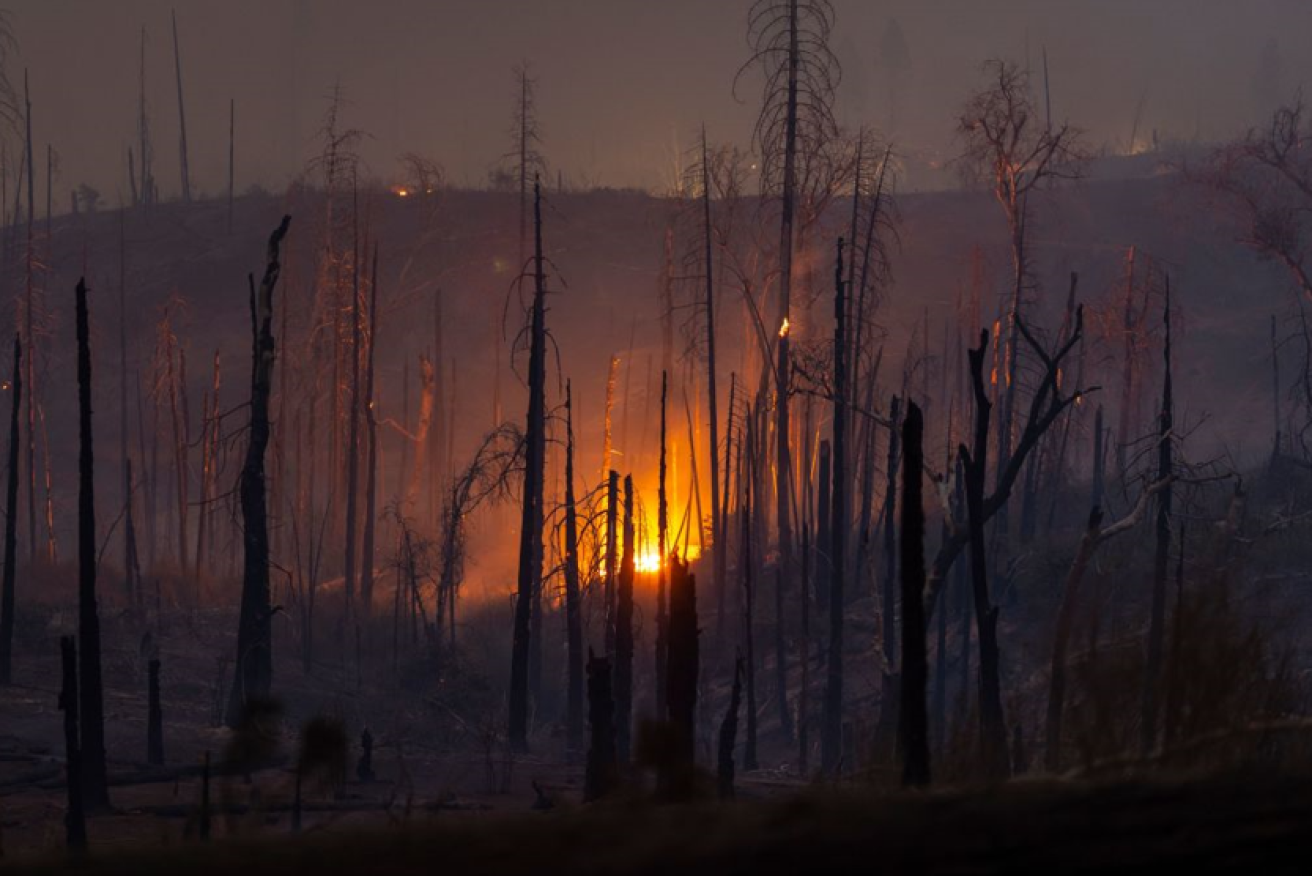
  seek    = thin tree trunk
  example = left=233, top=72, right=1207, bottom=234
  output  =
left=899, top=402, right=929, bottom=786
left=963, top=330, right=1009, bottom=779
left=226, top=216, right=290, bottom=725
left=76, top=278, right=110, bottom=809
left=822, top=240, right=848, bottom=774
left=563, top=381, right=584, bottom=757
left=655, top=372, right=669, bottom=717
left=171, top=9, right=191, bottom=203
left=615, top=476, right=635, bottom=764
left=741, top=407, right=758, bottom=772
left=360, top=247, right=379, bottom=629
left=508, top=181, right=546, bottom=751
left=0, top=336, right=20, bottom=684
left=700, top=129, right=724, bottom=661
left=1141, top=277, right=1173, bottom=755
left=583, top=649, right=616, bottom=802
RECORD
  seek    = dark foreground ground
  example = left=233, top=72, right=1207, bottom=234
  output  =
left=8, top=770, right=1312, bottom=875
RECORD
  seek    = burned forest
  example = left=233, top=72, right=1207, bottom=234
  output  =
left=2, top=1, right=1312, bottom=872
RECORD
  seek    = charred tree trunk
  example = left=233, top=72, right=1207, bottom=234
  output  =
left=226, top=216, right=290, bottom=726
left=615, top=476, right=635, bottom=765
left=0, top=336, right=20, bottom=684
left=563, top=381, right=584, bottom=757
left=822, top=241, right=848, bottom=775
left=147, top=657, right=164, bottom=765
left=664, top=554, right=699, bottom=793
left=171, top=9, right=191, bottom=203
left=605, top=471, right=619, bottom=658
left=962, top=330, right=1009, bottom=779
left=656, top=372, right=669, bottom=717
left=583, top=649, right=616, bottom=802
left=60, top=636, right=87, bottom=853
left=360, top=247, right=379, bottom=627
left=717, top=651, right=744, bottom=799
left=1141, top=278, right=1173, bottom=755
left=700, top=129, right=724, bottom=661
left=343, top=226, right=362, bottom=631
left=1046, top=506, right=1101, bottom=772
left=741, top=408, right=759, bottom=772
left=508, top=180, right=547, bottom=751
left=898, top=402, right=929, bottom=786
left=75, top=278, right=110, bottom=810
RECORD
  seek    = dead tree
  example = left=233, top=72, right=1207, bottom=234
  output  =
left=655, top=372, right=669, bottom=717
left=226, top=216, right=291, bottom=726
left=741, top=405, right=759, bottom=771
left=615, top=476, right=635, bottom=764
left=360, top=247, right=380, bottom=626
left=23, top=70, right=35, bottom=564
left=1044, top=478, right=1169, bottom=772
left=0, top=335, right=19, bottom=684
left=584, top=649, right=616, bottom=802
left=343, top=220, right=363, bottom=629
left=171, top=9, right=191, bottom=203
left=665, top=553, right=699, bottom=789
left=1141, top=278, right=1174, bottom=755
left=698, top=128, right=725, bottom=651
left=957, top=59, right=1086, bottom=542
left=508, top=179, right=547, bottom=752
left=148, top=657, right=164, bottom=765
left=75, top=278, right=110, bottom=810
left=563, top=381, right=584, bottom=756
left=60, top=636, right=86, bottom=852
left=743, top=3, right=842, bottom=742
left=822, top=239, right=849, bottom=775
left=605, top=470, right=619, bottom=657
left=898, top=401, right=929, bottom=787
left=718, top=650, right=744, bottom=799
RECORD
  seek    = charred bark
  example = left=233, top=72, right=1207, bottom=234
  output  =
left=60, top=635, right=87, bottom=852
left=564, top=381, right=584, bottom=757
left=0, top=335, right=20, bottom=684
left=615, top=475, right=635, bottom=765
left=226, top=216, right=290, bottom=726
left=718, top=651, right=744, bottom=800
left=76, top=278, right=110, bottom=810
left=898, top=402, right=929, bottom=786
left=584, top=649, right=616, bottom=802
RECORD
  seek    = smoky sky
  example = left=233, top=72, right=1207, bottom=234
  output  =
left=9, top=0, right=1312, bottom=202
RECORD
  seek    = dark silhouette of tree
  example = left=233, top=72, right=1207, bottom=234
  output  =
left=898, top=401, right=929, bottom=787
left=563, top=381, right=584, bottom=757
left=227, top=216, right=291, bottom=726
left=958, top=59, right=1086, bottom=554
left=508, top=179, right=548, bottom=751
left=615, top=475, right=635, bottom=764
left=822, top=239, right=848, bottom=774
left=741, top=0, right=842, bottom=743
left=75, top=278, right=109, bottom=810
left=665, top=553, right=699, bottom=791
left=0, top=335, right=19, bottom=684
left=59, top=636, right=86, bottom=852
left=718, top=650, right=744, bottom=799
left=1141, top=279, right=1175, bottom=754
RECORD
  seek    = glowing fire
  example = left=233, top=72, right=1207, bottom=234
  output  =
left=779, top=317, right=791, bottom=338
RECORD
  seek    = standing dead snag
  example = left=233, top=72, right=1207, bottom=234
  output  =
left=665, top=554, right=699, bottom=793
left=655, top=372, right=669, bottom=718
left=227, top=215, right=291, bottom=727
left=360, top=246, right=380, bottom=630
left=1141, top=277, right=1174, bottom=755
left=0, top=335, right=20, bottom=685
left=822, top=239, right=849, bottom=775
left=740, top=406, right=759, bottom=772
left=584, top=649, right=617, bottom=802
left=509, top=179, right=547, bottom=752
left=898, top=402, right=929, bottom=787
left=60, top=636, right=86, bottom=853
left=615, top=476, right=636, bottom=765
left=563, top=381, right=584, bottom=757
left=718, top=650, right=744, bottom=799
left=148, top=657, right=164, bottom=765
left=1043, top=479, right=1169, bottom=772
left=75, top=278, right=110, bottom=810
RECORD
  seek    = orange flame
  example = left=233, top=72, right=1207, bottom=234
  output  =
left=779, top=317, right=791, bottom=338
